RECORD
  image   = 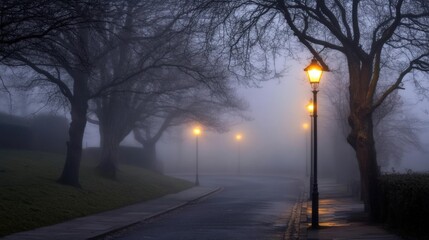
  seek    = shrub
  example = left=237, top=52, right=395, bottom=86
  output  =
left=0, top=113, right=32, bottom=150
left=83, top=146, right=160, bottom=169
left=0, top=123, right=32, bottom=149
left=0, top=113, right=68, bottom=154
left=379, top=172, right=429, bottom=238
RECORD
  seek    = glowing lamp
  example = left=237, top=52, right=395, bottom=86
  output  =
left=304, top=58, right=324, bottom=90
left=235, top=134, right=242, bottom=141
left=193, top=127, right=201, bottom=136
left=307, top=99, right=314, bottom=116
left=302, top=123, right=309, bottom=130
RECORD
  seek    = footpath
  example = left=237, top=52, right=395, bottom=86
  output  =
left=288, top=179, right=403, bottom=240
left=2, top=186, right=220, bottom=240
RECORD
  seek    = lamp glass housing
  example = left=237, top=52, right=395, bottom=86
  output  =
left=304, top=59, right=324, bottom=90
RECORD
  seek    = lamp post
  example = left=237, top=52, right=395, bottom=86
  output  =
left=302, top=122, right=309, bottom=178
left=307, top=99, right=314, bottom=200
left=235, top=133, right=242, bottom=175
left=304, top=58, right=324, bottom=229
left=193, top=127, right=202, bottom=186
left=302, top=122, right=311, bottom=200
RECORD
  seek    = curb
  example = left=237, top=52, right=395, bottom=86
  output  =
left=90, top=186, right=223, bottom=240
left=284, top=192, right=306, bottom=240
left=298, top=196, right=308, bottom=240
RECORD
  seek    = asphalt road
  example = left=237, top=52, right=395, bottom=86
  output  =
left=110, top=175, right=302, bottom=240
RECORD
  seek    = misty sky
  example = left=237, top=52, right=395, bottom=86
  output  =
left=82, top=57, right=429, bottom=175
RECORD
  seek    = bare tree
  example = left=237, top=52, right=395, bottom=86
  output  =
left=133, top=68, right=247, bottom=172
left=3, top=1, right=183, bottom=186
left=191, top=0, right=429, bottom=218
left=373, top=91, right=425, bottom=168
left=91, top=35, right=247, bottom=177
left=84, top=1, right=231, bottom=178
left=3, top=2, right=110, bottom=187
left=85, top=0, right=190, bottom=179
left=0, top=1, right=90, bottom=115
left=80, top=0, right=248, bottom=179
left=325, top=62, right=424, bottom=195
left=0, top=0, right=90, bottom=59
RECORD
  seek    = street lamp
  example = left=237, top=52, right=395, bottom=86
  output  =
left=304, top=58, right=324, bottom=229
left=193, top=127, right=202, bottom=186
left=302, top=122, right=310, bottom=191
left=302, top=123, right=309, bottom=130
left=307, top=100, right=314, bottom=115
left=235, top=133, right=242, bottom=175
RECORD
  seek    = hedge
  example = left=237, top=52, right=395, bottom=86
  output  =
left=0, top=113, right=68, bottom=154
left=379, top=172, right=429, bottom=238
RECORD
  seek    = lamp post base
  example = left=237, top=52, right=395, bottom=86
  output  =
left=311, top=182, right=319, bottom=229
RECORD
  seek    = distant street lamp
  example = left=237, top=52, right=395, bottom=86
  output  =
left=193, top=127, right=202, bottom=186
left=302, top=122, right=310, bottom=190
left=302, top=123, right=309, bottom=130
left=304, top=58, right=324, bottom=229
left=235, top=133, right=243, bottom=174
left=307, top=100, right=314, bottom=115
left=306, top=99, right=314, bottom=200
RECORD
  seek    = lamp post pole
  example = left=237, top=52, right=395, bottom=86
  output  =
left=195, top=134, right=199, bottom=186
left=235, top=134, right=242, bottom=175
left=238, top=141, right=241, bottom=175
left=305, top=128, right=309, bottom=178
left=309, top=118, right=312, bottom=199
left=193, top=127, right=201, bottom=186
left=311, top=90, right=319, bottom=228
left=307, top=99, right=314, bottom=200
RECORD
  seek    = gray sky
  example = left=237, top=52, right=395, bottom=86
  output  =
left=81, top=58, right=429, bottom=174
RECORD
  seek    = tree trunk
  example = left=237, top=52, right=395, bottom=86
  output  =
left=348, top=111, right=380, bottom=220
left=345, top=58, right=381, bottom=219
left=142, top=141, right=162, bottom=172
left=57, top=26, right=91, bottom=187
left=97, top=120, right=122, bottom=179
left=96, top=97, right=135, bottom=179
left=57, top=98, right=88, bottom=187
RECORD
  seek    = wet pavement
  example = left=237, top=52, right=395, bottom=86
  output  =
left=110, top=175, right=302, bottom=240
left=298, top=180, right=404, bottom=240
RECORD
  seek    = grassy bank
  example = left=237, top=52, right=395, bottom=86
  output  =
left=0, top=150, right=193, bottom=237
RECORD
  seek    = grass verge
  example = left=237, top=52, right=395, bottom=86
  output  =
left=0, top=149, right=193, bottom=237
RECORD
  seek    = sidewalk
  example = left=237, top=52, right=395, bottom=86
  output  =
left=2, top=186, right=221, bottom=240
left=299, top=180, right=403, bottom=240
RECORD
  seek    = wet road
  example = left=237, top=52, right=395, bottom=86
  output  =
left=111, top=175, right=302, bottom=240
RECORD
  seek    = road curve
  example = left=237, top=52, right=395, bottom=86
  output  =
left=110, top=175, right=302, bottom=240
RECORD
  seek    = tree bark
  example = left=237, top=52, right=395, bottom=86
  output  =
left=97, top=122, right=121, bottom=179
left=57, top=97, right=88, bottom=187
left=346, top=59, right=381, bottom=219
left=142, top=141, right=158, bottom=171
left=348, top=113, right=380, bottom=219
left=96, top=97, right=135, bottom=179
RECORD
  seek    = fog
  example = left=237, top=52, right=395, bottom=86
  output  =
left=2, top=56, right=426, bottom=180
left=395, top=93, right=429, bottom=172
left=1, top=1, right=427, bottom=188
left=78, top=58, right=428, bottom=178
